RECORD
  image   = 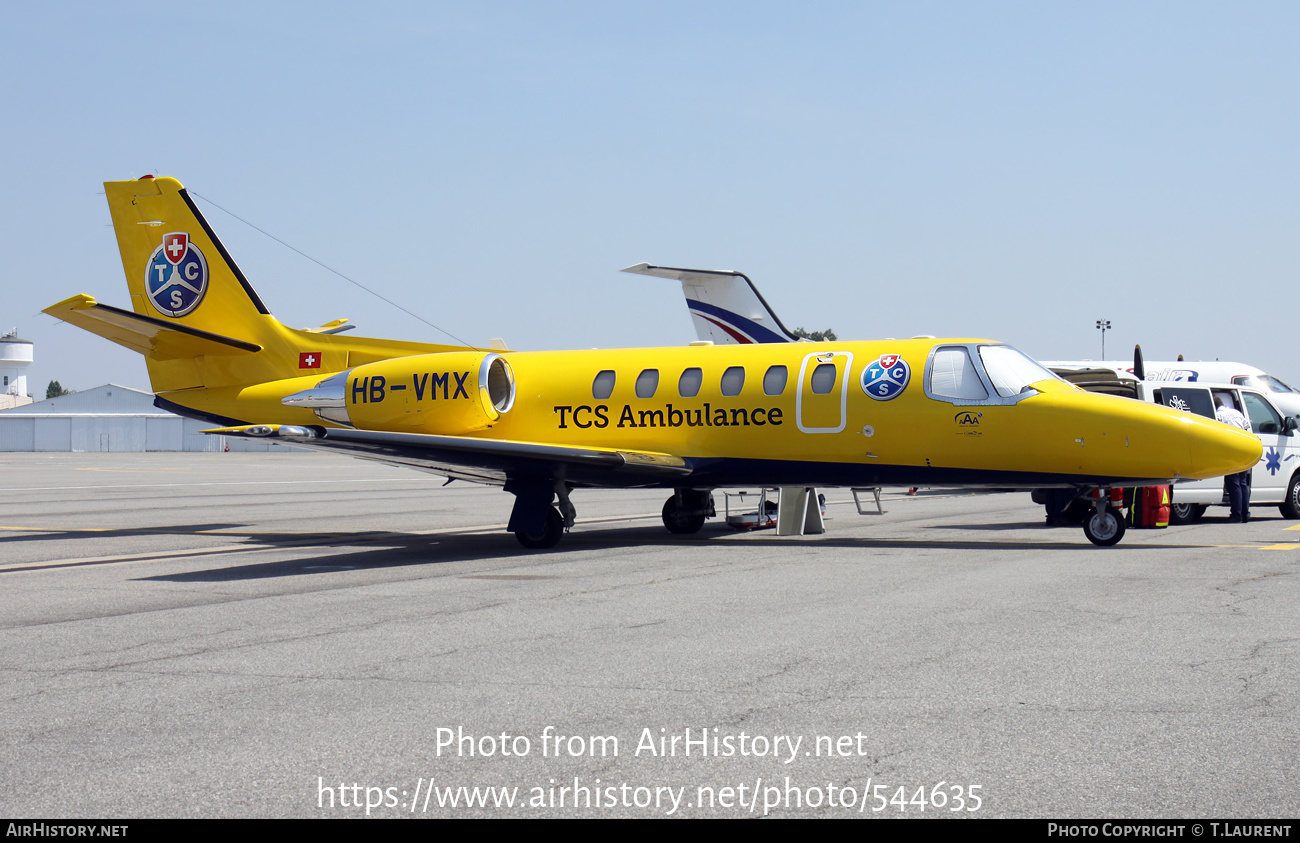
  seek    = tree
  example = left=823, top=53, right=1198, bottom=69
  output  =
left=46, top=380, right=72, bottom=399
left=791, top=327, right=837, bottom=342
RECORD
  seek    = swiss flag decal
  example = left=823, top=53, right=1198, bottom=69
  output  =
left=162, top=232, right=189, bottom=265
left=299, top=352, right=321, bottom=369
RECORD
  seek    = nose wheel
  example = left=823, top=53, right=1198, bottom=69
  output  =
left=1082, top=503, right=1126, bottom=546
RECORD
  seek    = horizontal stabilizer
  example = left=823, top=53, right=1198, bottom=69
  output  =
left=43, top=295, right=261, bottom=360
left=622, top=263, right=744, bottom=287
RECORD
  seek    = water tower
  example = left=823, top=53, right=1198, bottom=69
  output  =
left=0, top=329, right=34, bottom=409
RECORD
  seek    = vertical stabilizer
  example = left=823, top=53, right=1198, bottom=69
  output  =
left=45, top=176, right=466, bottom=400
left=105, top=176, right=272, bottom=335
left=622, top=263, right=798, bottom=344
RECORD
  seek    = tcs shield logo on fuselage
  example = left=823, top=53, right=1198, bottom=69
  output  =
left=145, top=232, right=208, bottom=317
left=861, top=353, right=910, bottom=401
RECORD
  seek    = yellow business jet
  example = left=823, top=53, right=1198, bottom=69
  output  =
left=44, top=177, right=1259, bottom=549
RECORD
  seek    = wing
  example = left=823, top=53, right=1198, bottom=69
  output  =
left=206, top=424, right=692, bottom=487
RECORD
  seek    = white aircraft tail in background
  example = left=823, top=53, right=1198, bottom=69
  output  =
left=622, top=263, right=799, bottom=344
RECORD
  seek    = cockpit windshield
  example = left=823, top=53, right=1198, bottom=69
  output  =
left=1233, top=374, right=1299, bottom=395
left=978, top=345, right=1060, bottom=398
left=926, top=343, right=1060, bottom=405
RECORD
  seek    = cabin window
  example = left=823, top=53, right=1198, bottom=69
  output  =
left=929, top=348, right=988, bottom=400
left=592, top=370, right=616, bottom=400
left=810, top=363, right=837, bottom=395
left=635, top=369, right=659, bottom=399
left=721, top=366, right=745, bottom=397
left=1156, top=386, right=1214, bottom=419
left=678, top=368, right=703, bottom=398
left=763, top=365, right=788, bottom=396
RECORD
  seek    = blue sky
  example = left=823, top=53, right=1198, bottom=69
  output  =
left=3, top=1, right=1298, bottom=393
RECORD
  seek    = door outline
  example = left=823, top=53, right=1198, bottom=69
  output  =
left=796, top=351, right=854, bottom=434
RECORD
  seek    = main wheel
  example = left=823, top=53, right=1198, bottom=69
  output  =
left=515, top=507, right=564, bottom=549
left=1169, top=503, right=1206, bottom=525
left=1083, top=507, right=1127, bottom=546
left=662, top=495, right=707, bottom=534
left=1281, top=474, right=1300, bottom=519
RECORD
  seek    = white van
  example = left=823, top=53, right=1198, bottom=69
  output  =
left=1044, top=359, right=1300, bottom=420
left=1137, top=381, right=1300, bottom=523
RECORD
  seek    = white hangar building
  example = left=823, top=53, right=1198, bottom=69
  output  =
left=0, top=384, right=289, bottom=452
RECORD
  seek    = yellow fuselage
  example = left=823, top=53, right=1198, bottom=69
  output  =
left=171, top=337, right=1260, bottom=489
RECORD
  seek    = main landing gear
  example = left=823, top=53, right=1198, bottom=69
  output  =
left=662, top=489, right=715, bottom=534
left=515, top=507, right=565, bottom=549
left=506, top=479, right=576, bottom=550
left=505, top=483, right=718, bottom=550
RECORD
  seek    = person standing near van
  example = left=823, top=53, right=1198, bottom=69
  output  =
left=1216, top=395, right=1253, bottom=522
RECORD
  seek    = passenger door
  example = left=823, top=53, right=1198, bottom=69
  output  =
left=796, top=351, right=853, bottom=433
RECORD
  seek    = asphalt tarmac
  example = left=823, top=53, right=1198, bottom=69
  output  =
left=1, top=452, right=1296, bottom=818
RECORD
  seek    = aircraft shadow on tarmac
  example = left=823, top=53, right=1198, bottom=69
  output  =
left=0, top=523, right=251, bottom=545
left=135, top=522, right=1147, bottom=583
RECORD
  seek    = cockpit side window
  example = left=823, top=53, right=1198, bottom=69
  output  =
left=929, top=347, right=988, bottom=400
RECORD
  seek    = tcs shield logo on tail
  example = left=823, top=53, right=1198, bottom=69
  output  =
left=145, top=232, right=208, bottom=317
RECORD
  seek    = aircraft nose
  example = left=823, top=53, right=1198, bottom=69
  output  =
left=1186, top=420, right=1261, bottom=479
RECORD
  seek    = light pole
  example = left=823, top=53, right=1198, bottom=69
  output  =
left=1096, top=319, right=1111, bottom=359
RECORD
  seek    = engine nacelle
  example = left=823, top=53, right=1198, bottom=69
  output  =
left=284, top=352, right=516, bottom=434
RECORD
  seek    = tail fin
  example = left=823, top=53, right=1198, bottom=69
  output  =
left=105, top=176, right=273, bottom=337
left=622, top=263, right=798, bottom=344
left=46, top=176, right=463, bottom=396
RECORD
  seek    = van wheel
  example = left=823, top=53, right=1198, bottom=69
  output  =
left=1169, top=503, right=1206, bottom=525
left=1083, top=508, right=1126, bottom=546
left=1280, top=474, right=1300, bottom=519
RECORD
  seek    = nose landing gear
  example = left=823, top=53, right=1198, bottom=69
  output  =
left=1082, top=493, right=1127, bottom=546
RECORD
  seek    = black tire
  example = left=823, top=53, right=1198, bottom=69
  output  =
left=1281, top=474, right=1300, bottom=520
left=1169, top=503, right=1206, bottom=525
left=515, top=507, right=564, bottom=549
left=662, top=495, right=707, bottom=534
left=1083, top=507, right=1127, bottom=546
